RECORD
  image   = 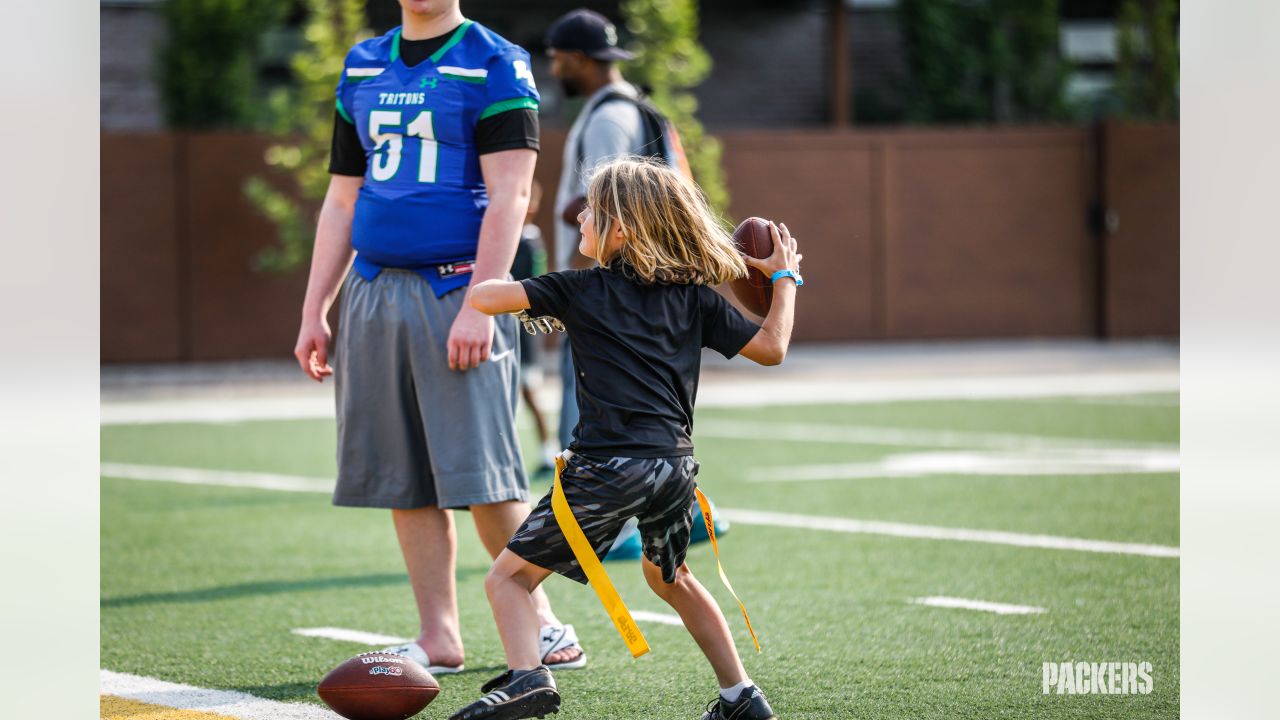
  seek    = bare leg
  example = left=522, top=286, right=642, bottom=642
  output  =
left=391, top=506, right=465, bottom=668
left=470, top=501, right=581, bottom=665
left=485, top=549, right=553, bottom=670
left=643, top=557, right=748, bottom=688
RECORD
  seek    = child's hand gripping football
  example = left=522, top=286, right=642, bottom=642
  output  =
left=741, top=221, right=803, bottom=282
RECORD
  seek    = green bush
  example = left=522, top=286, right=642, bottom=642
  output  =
left=1116, top=0, right=1179, bottom=120
left=245, top=0, right=368, bottom=272
left=898, top=0, right=1070, bottom=124
left=158, top=0, right=284, bottom=129
left=620, top=0, right=730, bottom=217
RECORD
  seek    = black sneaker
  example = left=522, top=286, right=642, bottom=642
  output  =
left=449, top=666, right=560, bottom=720
left=701, top=686, right=776, bottom=720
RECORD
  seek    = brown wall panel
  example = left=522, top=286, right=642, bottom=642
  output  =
left=719, top=132, right=876, bottom=341
left=1104, top=122, right=1179, bottom=337
left=100, top=125, right=1177, bottom=363
left=882, top=129, right=1097, bottom=338
left=182, top=134, right=310, bottom=361
left=101, top=133, right=182, bottom=362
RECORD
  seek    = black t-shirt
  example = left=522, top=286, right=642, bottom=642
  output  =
left=328, top=27, right=540, bottom=176
left=522, top=263, right=761, bottom=457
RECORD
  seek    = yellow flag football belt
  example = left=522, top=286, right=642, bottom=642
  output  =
left=550, top=454, right=761, bottom=658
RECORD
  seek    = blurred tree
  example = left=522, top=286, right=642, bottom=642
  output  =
left=899, top=0, right=987, bottom=122
left=899, top=0, right=1070, bottom=124
left=245, top=0, right=368, bottom=272
left=1116, top=0, right=1179, bottom=120
left=158, top=0, right=285, bottom=128
left=619, top=0, right=730, bottom=216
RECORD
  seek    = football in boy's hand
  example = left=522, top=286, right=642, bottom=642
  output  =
left=317, top=652, right=440, bottom=720
left=730, top=216, right=774, bottom=316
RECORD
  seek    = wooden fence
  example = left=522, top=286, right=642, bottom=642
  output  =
left=101, top=123, right=1177, bottom=362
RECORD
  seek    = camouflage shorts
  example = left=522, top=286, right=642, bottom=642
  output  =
left=506, top=453, right=699, bottom=584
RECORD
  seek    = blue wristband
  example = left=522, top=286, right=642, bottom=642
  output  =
left=770, top=269, right=804, bottom=286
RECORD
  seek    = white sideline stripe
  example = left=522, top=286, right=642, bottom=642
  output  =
left=101, top=463, right=334, bottom=493
left=292, top=627, right=408, bottom=645
left=102, top=396, right=336, bottom=425
left=748, top=448, right=1180, bottom=482
left=101, top=669, right=336, bottom=720
left=1069, top=396, right=1180, bottom=407
left=102, top=463, right=1178, bottom=558
left=698, top=419, right=1176, bottom=452
left=910, top=596, right=1047, bottom=615
left=346, top=67, right=384, bottom=77
left=694, top=371, right=1179, bottom=408
left=632, top=610, right=685, bottom=627
left=99, top=371, right=1179, bottom=425
left=437, top=65, right=487, bottom=78
left=719, top=508, right=1179, bottom=559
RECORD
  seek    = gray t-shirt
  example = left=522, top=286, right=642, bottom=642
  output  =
left=553, top=82, right=645, bottom=270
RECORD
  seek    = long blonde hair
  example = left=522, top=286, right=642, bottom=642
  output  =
left=585, top=157, right=747, bottom=285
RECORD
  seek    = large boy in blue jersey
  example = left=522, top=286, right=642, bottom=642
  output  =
left=294, top=0, right=584, bottom=674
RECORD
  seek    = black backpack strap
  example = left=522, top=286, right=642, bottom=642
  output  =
left=574, top=90, right=667, bottom=173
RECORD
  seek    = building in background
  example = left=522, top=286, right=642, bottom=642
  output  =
left=102, top=0, right=1170, bottom=131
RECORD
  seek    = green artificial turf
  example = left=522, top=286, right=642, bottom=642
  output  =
left=101, top=396, right=1179, bottom=719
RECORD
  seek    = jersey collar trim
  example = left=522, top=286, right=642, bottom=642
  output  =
left=389, top=19, right=473, bottom=68
left=430, top=19, right=474, bottom=64
left=390, top=28, right=402, bottom=64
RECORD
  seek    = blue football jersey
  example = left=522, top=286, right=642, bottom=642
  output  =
left=336, top=20, right=539, bottom=295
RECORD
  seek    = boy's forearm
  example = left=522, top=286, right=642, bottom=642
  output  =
left=470, top=278, right=531, bottom=315
left=761, top=281, right=797, bottom=357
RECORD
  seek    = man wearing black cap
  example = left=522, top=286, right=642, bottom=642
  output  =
left=545, top=7, right=644, bottom=450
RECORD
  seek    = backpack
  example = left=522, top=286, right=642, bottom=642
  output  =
left=575, top=89, right=693, bottom=181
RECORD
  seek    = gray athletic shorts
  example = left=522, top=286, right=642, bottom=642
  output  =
left=333, top=268, right=527, bottom=510
left=507, top=453, right=699, bottom=584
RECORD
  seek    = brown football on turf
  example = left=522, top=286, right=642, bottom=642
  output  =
left=317, top=652, right=440, bottom=720
left=730, top=217, right=774, bottom=317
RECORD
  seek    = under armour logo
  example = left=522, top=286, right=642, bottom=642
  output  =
left=420, top=77, right=438, bottom=89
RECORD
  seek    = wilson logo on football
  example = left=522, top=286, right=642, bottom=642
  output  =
left=369, top=665, right=404, bottom=676
left=360, top=655, right=405, bottom=664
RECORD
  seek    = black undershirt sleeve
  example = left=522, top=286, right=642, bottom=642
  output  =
left=327, top=107, right=539, bottom=176
left=328, top=109, right=367, bottom=176
left=475, top=107, right=540, bottom=155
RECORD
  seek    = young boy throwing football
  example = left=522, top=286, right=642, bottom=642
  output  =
left=452, top=157, right=802, bottom=720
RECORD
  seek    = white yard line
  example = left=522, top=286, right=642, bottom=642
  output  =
left=720, top=508, right=1178, bottom=558
left=100, top=463, right=333, bottom=493
left=100, top=371, right=1179, bottom=425
left=631, top=610, right=685, bottom=627
left=101, top=463, right=1178, bottom=559
left=910, top=596, right=1047, bottom=615
left=747, top=448, right=1180, bottom=482
left=292, top=614, right=683, bottom=650
left=101, top=669, right=337, bottom=720
left=101, top=396, right=337, bottom=426
left=292, top=627, right=409, bottom=646
left=694, top=371, right=1178, bottom=408
left=1068, top=396, right=1180, bottom=408
left=697, top=420, right=1176, bottom=452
